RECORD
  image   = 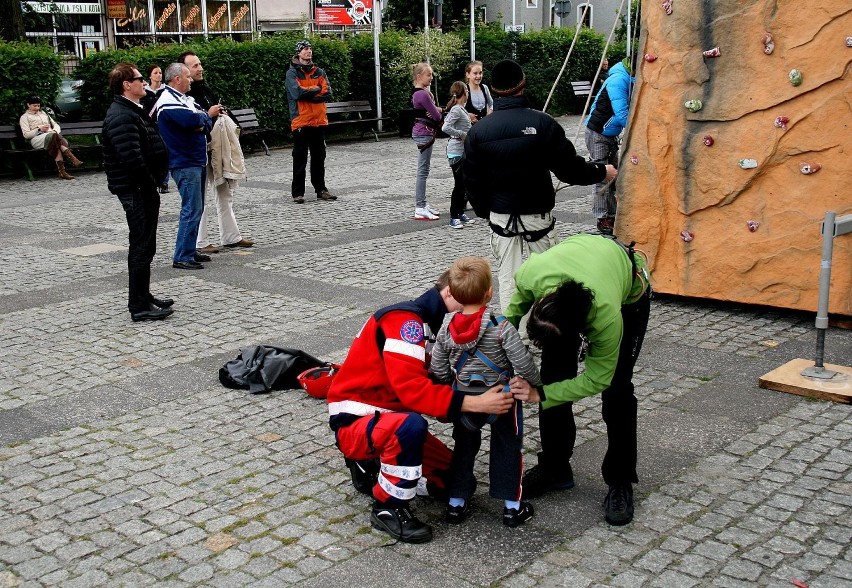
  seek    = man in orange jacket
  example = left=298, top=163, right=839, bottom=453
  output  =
left=285, top=39, right=337, bottom=204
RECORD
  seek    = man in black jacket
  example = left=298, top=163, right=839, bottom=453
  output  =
left=103, top=63, right=172, bottom=322
left=464, top=60, right=618, bottom=313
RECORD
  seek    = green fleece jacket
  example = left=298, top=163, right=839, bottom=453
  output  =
left=505, top=234, right=647, bottom=409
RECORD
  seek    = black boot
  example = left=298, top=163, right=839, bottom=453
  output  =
left=344, top=457, right=379, bottom=495
left=604, top=483, right=634, bottom=526
left=370, top=502, right=432, bottom=544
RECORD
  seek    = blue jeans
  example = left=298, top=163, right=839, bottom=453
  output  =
left=412, top=134, right=434, bottom=208
left=171, top=166, right=206, bottom=263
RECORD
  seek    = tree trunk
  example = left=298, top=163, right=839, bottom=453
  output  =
left=0, top=0, right=26, bottom=41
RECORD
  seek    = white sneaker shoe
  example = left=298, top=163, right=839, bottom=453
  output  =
left=415, top=207, right=439, bottom=220
left=424, top=203, right=441, bottom=216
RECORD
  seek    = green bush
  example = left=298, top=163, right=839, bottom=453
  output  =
left=0, top=41, right=62, bottom=125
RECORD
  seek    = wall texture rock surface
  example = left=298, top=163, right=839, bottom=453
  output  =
left=617, top=1, right=851, bottom=316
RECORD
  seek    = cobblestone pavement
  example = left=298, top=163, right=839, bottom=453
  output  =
left=1, top=117, right=850, bottom=587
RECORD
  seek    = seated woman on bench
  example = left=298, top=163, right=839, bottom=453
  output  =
left=19, top=95, right=83, bottom=180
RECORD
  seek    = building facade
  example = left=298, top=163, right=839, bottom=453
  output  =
left=475, top=0, right=623, bottom=37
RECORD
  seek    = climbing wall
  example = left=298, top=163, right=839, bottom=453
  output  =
left=617, top=0, right=852, bottom=316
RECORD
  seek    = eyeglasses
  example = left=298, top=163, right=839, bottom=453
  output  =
left=128, top=76, right=144, bottom=82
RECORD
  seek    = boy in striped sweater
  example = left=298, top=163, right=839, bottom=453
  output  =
left=430, top=256, right=542, bottom=527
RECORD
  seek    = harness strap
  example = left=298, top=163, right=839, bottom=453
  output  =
left=365, top=410, right=381, bottom=455
left=489, top=214, right=555, bottom=243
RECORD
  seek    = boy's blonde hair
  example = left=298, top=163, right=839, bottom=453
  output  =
left=448, top=256, right=492, bottom=305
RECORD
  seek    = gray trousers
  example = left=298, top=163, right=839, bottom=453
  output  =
left=585, top=127, right=619, bottom=219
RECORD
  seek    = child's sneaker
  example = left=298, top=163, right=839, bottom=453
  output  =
left=503, top=501, right=534, bottom=527
left=448, top=217, right=464, bottom=229
left=445, top=501, right=472, bottom=524
left=460, top=213, right=476, bottom=225
left=415, top=207, right=439, bottom=220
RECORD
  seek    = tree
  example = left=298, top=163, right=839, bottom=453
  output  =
left=386, top=0, right=471, bottom=32
left=0, top=0, right=25, bottom=41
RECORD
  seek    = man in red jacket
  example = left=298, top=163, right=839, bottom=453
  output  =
left=327, top=272, right=516, bottom=543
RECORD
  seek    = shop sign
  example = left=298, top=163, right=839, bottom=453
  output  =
left=155, top=2, right=177, bottom=30
left=315, top=0, right=372, bottom=26
left=26, top=1, right=102, bottom=14
left=106, top=0, right=126, bottom=19
left=231, top=3, right=249, bottom=30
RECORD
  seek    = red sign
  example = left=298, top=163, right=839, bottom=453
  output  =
left=107, top=0, right=127, bottom=19
left=315, top=0, right=372, bottom=26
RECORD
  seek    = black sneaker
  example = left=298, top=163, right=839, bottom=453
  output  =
left=445, top=501, right=472, bottom=524
left=370, top=502, right=433, bottom=544
left=344, top=457, right=379, bottom=495
left=292, top=195, right=305, bottom=204
left=503, top=501, right=534, bottom=527
left=604, top=483, right=634, bottom=526
left=521, top=464, right=575, bottom=500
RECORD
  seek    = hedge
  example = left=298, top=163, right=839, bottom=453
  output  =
left=0, top=41, right=62, bottom=125
left=1, top=26, right=611, bottom=134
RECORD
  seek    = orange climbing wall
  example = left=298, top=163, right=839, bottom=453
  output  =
left=616, top=0, right=852, bottom=316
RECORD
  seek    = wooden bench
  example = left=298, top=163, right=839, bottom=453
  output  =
left=0, top=120, right=103, bottom=181
left=325, top=100, right=390, bottom=142
left=571, top=80, right=593, bottom=98
left=229, top=108, right=272, bottom=156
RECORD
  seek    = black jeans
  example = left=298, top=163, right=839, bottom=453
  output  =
left=538, top=291, right=651, bottom=486
left=291, top=126, right=327, bottom=197
left=117, top=186, right=160, bottom=313
left=449, top=156, right=466, bottom=218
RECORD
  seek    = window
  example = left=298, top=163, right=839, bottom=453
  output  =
left=526, top=0, right=538, bottom=7
left=577, top=3, right=592, bottom=28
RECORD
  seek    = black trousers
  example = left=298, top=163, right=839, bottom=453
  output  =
left=117, top=186, right=160, bottom=313
left=449, top=156, right=467, bottom=218
left=448, top=400, right=523, bottom=502
left=538, top=291, right=651, bottom=486
left=291, top=126, right=327, bottom=197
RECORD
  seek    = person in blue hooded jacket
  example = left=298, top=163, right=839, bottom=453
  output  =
left=584, top=57, right=635, bottom=235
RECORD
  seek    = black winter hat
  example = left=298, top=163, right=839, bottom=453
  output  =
left=490, top=60, right=526, bottom=96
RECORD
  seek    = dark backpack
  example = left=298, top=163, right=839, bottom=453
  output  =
left=219, top=346, right=327, bottom=394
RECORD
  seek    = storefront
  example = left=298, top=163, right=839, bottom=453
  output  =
left=112, top=0, right=255, bottom=46
left=24, top=2, right=107, bottom=59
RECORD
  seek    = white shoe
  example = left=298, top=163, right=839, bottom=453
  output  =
left=424, top=203, right=441, bottom=216
left=415, top=207, right=439, bottom=220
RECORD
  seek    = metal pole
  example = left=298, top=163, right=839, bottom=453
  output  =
left=800, top=211, right=851, bottom=381
left=373, top=0, right=383, bottom=131
left=626, top=0, right=632, bottom=58
left=512, top=0, right=516, bottom=29
left=470, top=0, right=475, bottom=61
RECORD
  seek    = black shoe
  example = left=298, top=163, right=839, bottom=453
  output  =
left=604, top=484, right=634, bottom=526
left=596, top=217, right=615, bottom=235
left=445, top=501, right=472, bottom=524
left=521, top=464, right=575, bottom=500
left=194, top=253, right=211, bottom=262
left=317, top=189, right=337, bottom=201
left=130, top=303, right=173, bottom=322
left=150, top=296, right=174, bottom=308
left=370, top=502, right=433, bottom=544
left=344, top=457, right=379, bottom=495
left=173, top=261, right=204, bottom=270
left=159, top=184, right=169, bottom=194
left=503, top=501, right=534, bottom=527
left=292, top=195, right=305, bottom=204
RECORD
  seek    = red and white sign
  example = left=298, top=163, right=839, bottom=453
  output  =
left=315, top=0, right=372, bottom=26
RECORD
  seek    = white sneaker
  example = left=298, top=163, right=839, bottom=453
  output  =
left=424, top=203, right=441, bottom=216
left=415, top=207, right=439, bottom=220
left=448, top=218, right=464, bottom=229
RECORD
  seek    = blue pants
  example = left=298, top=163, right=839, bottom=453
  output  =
left=171, top=166, right=206, bottom=263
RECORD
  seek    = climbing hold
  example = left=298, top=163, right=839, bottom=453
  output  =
left=702, top=135, right=714, bottom=146
left=762, top=32, right=775, bottom=55
left=703, top=47, right=721, bottom=58
left=747, top=220, right=760, bottom=232
left=774, top=116, right=789, bottom=130
left=630, top=154, right=639, bottom=165
left=680, top=230, right=694, bottom=242
left=684, top=99, right=703, bottom=113
left=846, top=37, right=852, bottom=48
left=661, top=0, right=673, bottom=16
left=800, top=162, right=821, bottom=175
left=644, top=53, right=657, bottom=62
left=789, top=69, right=803, bottom=86
left=738, top=158, right=758, bottom=169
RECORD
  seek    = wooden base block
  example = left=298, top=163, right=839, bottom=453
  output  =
left=759, top=358, right=852, bottom=404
